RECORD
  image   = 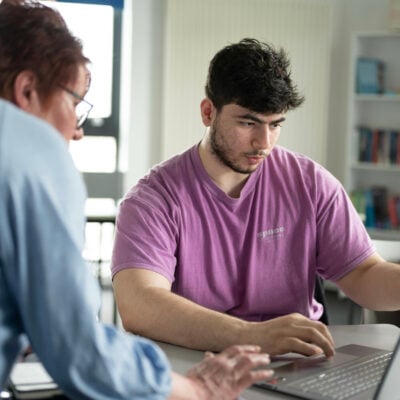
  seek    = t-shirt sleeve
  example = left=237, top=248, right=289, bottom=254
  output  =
left=315, top=167, right=375, bottom=281
left=111, top=190, right=179, bottom=283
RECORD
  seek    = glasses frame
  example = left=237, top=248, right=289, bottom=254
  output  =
left=59, top=85, right=93, bottom=129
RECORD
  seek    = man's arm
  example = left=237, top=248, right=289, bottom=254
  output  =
left=113, top=268, right=335, bottom=356
left=336, top=252, right=400, bottom=311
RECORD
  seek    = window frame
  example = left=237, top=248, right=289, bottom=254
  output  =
left=83, top=8, right=122, bottom=140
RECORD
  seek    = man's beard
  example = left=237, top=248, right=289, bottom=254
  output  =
left=209, top=123, right=259, bottom=175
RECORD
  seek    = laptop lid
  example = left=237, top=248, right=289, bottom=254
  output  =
left=374, top=335, right=400, bottom=400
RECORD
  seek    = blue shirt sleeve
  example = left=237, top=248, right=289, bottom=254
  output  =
left=0, top=100, right=172, bottom=399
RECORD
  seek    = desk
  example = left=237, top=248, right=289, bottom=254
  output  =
left=2, top=324, right=398, bottom=400
left=157, top=324, right=400, bottom=400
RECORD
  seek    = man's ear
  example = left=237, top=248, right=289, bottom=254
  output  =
left=200, top=98, right=216, bottom=127
left=13, top=70, right=40, bottom=112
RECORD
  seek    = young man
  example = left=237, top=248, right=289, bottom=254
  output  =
left=0, top=2, right=273, bottom=399
left=112, top=38, right=400, bottom=357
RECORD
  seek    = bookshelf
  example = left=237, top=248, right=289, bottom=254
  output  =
left=346, top=31, right=400, bottom=240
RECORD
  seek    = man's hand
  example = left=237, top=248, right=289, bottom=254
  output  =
left=185, top=345, right=273, bottom=400
left=244, top=313, right=335, bottom=357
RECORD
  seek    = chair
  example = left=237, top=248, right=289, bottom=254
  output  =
left=315, top=275, right=329, bottom=325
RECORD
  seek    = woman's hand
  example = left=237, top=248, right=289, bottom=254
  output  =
left=185, top=345, right=273, bottom=400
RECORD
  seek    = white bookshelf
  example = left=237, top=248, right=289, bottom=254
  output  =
left=346, top=31, right=400, bottom=241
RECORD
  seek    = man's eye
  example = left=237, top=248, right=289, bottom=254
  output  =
left=239, top=121, right=254, bottom=126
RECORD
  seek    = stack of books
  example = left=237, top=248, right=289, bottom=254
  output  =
left=351, top=186, right=400, bottom=230
left=358, top=127, right=400, bottom=165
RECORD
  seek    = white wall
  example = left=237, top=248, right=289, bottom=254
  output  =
left=162, top=0, right=331, bottom=165
left=121, top=0, right=166, bottom=190
left=122, top=0, right=396, bottom=193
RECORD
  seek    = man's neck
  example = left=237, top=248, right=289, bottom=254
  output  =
left=197, top=140, right=249, bottom=198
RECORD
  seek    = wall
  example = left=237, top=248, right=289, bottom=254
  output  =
left=122, top=0, right=396, bottom=193
left=161, top=0, right=331, bottom=165
left=121, top=0, right=166, bottom=190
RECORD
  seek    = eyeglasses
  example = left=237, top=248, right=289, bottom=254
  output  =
left=59, top=85, right=93, bottom=129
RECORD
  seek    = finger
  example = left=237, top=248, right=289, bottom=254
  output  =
left=234, top=353, right=271, bottom=375
left=237, top=368, right=274, bottom=390
left=279, top=337, right=334, bottom=357
left=276, top=317, right=335, bottom=357
left=289, top=315, right=335, bottom=347
left=311, top=321, right=335, bottom=347
left=295, top=325, right=335, bottom=357
left=198, top=352, right=269, bottom=387
left=322, top=325, right=335, bottom=348
left=230, top=354, right=273, bottom=394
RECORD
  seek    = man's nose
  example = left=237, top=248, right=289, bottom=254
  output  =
left=252, top=125, right=270, bottom=149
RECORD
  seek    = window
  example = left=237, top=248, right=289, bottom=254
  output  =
left=44, top=1, right=123, bottom=209
left=41, top=1, right=124, bottom=324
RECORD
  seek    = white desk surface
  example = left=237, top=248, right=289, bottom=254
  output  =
left=157, top=324, right=400, bottom=400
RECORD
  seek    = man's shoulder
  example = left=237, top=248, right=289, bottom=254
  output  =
left=271, top=145, right=331, bottom=175
left=272, top=145, right=316, bottom=164
left=140, top=146, right=195, bottom=186
left=122, top=146, right=197, bottom=210
left=267, top=146, right=340, bottom=194
left=155, top=145, right=195, bottom=171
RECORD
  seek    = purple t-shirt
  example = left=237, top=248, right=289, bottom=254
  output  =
left=112, top=145, right=374, bottom=321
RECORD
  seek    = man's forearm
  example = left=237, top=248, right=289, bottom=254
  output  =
left=119, top=285, right=247, bottom=352
left=113, top=268, right=335, bottom=356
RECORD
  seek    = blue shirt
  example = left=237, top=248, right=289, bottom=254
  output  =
left=0, top=99, right=171, bottom=399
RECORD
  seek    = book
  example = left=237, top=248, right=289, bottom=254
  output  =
left=350, top=189, right=366, bottom=223
left=372, top=129, right=387, bottom=164
left=387, top=195, right=399, bottom=229
left=352, top=187, right=400, bottom=231
left=371, top=186, right=390, bottom=229
left=389, top=130, right=399, bottom=164
left=8, top=361, right=62, bottom=399
left=397, top=131, right=400, bottom=165
left=358, top=127, right=373, bottom=162
left=364, top=188, right=376, bottom=228
left=356, top=57, right=385, bottom=94
left=358, top=128, right=400, bottom=165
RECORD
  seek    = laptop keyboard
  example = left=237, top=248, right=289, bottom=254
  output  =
left=288, top=352, right=393, bottom=400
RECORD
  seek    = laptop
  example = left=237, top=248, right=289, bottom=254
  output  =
left=256, top=335, right=400, bottom=400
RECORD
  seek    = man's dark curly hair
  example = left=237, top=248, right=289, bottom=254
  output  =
left=205, top=38, right=304, bottom=113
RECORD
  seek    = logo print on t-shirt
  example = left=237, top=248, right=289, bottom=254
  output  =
left=257, top=226, right=285, bottom=241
